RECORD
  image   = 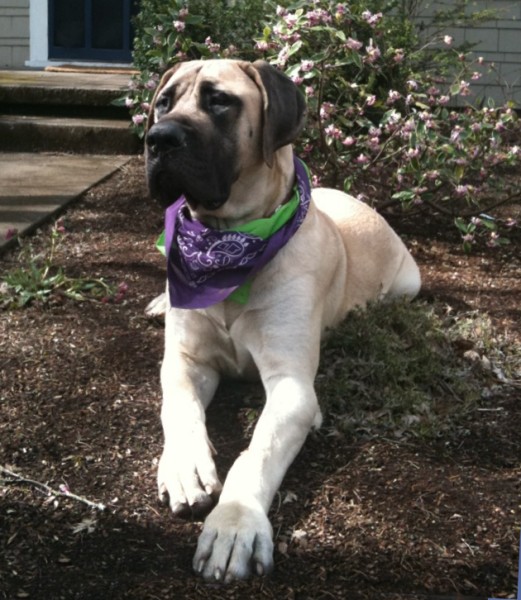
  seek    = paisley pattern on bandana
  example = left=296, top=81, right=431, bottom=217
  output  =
left=164, top=156, right=311, bottom=309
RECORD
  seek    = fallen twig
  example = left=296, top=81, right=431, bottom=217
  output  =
left=0, top=465, right=106, bottom=511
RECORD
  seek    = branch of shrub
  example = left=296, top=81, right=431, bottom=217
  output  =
left=1, top=466, right=106, bottom=511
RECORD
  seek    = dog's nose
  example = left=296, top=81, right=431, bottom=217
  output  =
left=146, top=121, right=187, bottom=155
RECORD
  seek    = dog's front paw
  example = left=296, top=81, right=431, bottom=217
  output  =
left=157, top=446, right=222, bottom=518
left=145, top=292, right=167, bottom=318
left=193, top=501, right=274, bottom=583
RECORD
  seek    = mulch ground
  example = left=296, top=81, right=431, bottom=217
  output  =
left=1, top=156, right=520, bottom=600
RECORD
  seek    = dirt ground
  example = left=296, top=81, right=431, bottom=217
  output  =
left=1, top=156, right=520, bottom=600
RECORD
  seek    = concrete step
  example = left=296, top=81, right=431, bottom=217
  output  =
left=0, top=70, right=133, bottom=108
left=0, top=114, right=141, bottom=154
left=0, top=69, right=142, bottom=155
left=0, top=152, right=132, bottom=254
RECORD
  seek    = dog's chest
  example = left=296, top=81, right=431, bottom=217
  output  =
left=173, top=304, right=259, bottom=380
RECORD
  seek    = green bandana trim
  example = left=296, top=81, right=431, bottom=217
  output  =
left=157, top=166, right=308, bottom=304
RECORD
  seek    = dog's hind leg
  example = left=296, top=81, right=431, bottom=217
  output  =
left=386, top=246, right=421, bottom=300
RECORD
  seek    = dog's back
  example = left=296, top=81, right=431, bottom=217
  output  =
left=312, top=188, right=421, bottom=316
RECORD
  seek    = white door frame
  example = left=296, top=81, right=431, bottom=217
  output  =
left=26, top=0, right=49, bottom=67
left=25, top=0, right=132, bottom=67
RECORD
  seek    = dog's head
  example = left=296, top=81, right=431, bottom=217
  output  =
left=145, top=59, right=306, bottom=216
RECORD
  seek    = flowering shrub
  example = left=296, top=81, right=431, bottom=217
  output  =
left=125, top=0, right=520, bottom=249
left=124, top=0, right=266, bottom=133
left=256, top=1, right=520, bottom=249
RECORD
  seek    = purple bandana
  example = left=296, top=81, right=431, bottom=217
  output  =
left=164, top=156, right=311, bottom=309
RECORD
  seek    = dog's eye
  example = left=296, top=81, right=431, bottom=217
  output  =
left=155, top=95, right=171, bottom=116
left=207, top=91, right=235, bottom=114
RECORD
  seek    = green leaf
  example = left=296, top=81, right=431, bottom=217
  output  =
left=454, top=164, right=465, bottom=181
left=391, top=190, right=416, bottom=202
left=288, top=40, right=303, bottom=57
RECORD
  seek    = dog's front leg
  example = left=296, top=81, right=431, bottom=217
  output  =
left=158, top=342, right=222, bottom=517
left=193, top=366, right=322, bottom=582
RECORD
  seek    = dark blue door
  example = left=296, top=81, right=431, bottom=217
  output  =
left=49, top=0, right=139, bottom=62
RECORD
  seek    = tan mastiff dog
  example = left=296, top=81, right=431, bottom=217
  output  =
left=145, top=59, right=421, bottom=582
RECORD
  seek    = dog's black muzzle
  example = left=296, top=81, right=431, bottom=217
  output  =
left=146, top=119, right=235, bottom=212
left=146, top=121, right=187, bottom=158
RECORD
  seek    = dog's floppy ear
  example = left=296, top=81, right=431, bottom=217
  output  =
left=146, top=64, right=181, bottom=131
left=244, top=60, right=307, bottom=168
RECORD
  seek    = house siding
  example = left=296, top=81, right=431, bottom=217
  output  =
left=0, top=0, right=29, bottom=68
left=417, top=1, right=521, bottom=105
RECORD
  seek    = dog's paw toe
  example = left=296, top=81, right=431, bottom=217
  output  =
left=193, top=501, right=273, bottom=582
left=157, top=450, right=222, bottom=519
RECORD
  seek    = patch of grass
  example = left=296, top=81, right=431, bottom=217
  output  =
left=317, top=299, right=520, bottom=439
left=0, top=222, right=126, bottom=309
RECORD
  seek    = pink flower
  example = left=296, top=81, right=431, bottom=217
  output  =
left=277, top=46, right=290, bottom=66
left=5, top=227, right=18, bottom=240
left=116, top=281, right=129, bottom=301
left=393, top=49, right=405, bottom=63
left=365, top=41, right=381, bottom=63
left=132, top=113, right=146, bottom=126
left=291, top=75, right=304, bottom=86
left=324, top=124, right=342, bottom=139
left=255, top=40, right=269, bottom=52
left=443, top=35, right=453, bottom=46
left=345, top=37, right=363, bottom=51
left=173, top=20, right=185, bottom=32
left=342, top=136, right=355, bottom=146
left=205, top=37, right=220, bottom=53
left=283, top=13, right=298, bottom=28
left=365, top=94, right=376, bottom=106
left=320, top=102, right=335, bottom=120
left=356, top=153, right=369, bottom=164
left=362, top=10, right=383, bottom=27
left=300, top=60, right=314, bottom=72
left=306, top=9, right=332, bottom=26
left=487, top=232, right=500, bottom=248
left=459, top=80, right=471, bottom=96
left=387, top=90, right=401, bottom=104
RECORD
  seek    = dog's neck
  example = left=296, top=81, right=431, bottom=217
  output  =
left=188, top=146, right=295, bottom=230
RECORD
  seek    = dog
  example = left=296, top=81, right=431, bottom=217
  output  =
left=145, top=59, right=421, bottom=583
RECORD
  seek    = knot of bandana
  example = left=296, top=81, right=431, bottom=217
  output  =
left=162, top=156, right=311, bottom=309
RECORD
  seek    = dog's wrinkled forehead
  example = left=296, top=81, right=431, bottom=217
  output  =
left=153, top=60, right=261, bottom=123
